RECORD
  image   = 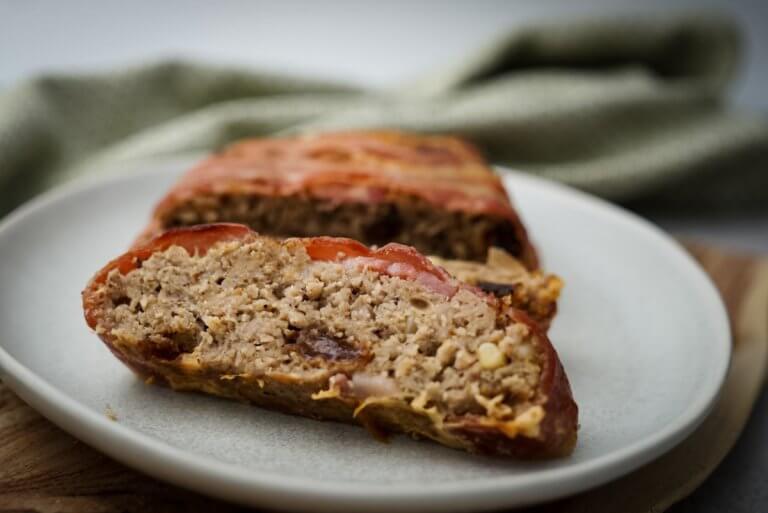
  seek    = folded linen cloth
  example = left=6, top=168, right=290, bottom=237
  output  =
left=1, top=11, right=766, bottom=216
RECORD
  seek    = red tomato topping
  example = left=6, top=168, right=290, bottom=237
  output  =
left=304, top=237, right=462, bottom=297
left=90, top=224, right=485, bottom=300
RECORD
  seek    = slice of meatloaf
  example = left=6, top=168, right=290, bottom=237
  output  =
left=83, top=223, right=577, bottom=458
left=434, top=248, right=563, bottom=331
left=137, top=130, right=538, bottom=268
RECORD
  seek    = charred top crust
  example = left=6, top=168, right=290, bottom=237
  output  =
left=146, top=130, right=538, bottom=269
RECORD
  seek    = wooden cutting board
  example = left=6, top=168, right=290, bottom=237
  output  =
left=1, top=242, right=766, bottom=513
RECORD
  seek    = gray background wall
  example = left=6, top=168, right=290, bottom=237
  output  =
left=1, top=0, right=766, bottom=109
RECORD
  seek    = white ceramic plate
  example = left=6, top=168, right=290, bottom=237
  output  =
left=0, top=158, right=730, bottom=512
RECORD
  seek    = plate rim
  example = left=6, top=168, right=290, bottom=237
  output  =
left=0, top=160, right=731, bottom=512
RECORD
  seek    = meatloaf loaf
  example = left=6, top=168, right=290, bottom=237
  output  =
left=137, top=130, right=538, bottom=268
left=83, top=223, right=577, bottom=458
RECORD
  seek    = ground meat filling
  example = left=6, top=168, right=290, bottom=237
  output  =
left=98, top=238, right=542, bottom=420
left=161, top=194, right=520, bottom=262
left=431, top=250, right=562, bottom=329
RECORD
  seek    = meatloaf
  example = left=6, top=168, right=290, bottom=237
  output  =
left=83, top=223, right=577, bottom=458
left=137, top=130, right=538, bottom=268
left=434, top=248, right=562, bottom=331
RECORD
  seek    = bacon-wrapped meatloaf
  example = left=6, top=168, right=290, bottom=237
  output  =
left=83, top=224, right=577, bottom=458
left=138, top=131, right=538, bottom=268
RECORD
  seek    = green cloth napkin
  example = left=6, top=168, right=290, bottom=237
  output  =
left=1, top=11, right=767, bottom=216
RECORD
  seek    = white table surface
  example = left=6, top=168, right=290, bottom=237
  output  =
left=1, top=1, right=766, bottom=511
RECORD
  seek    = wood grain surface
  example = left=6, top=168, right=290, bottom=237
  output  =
left=1, top=243, right=766, bottom=513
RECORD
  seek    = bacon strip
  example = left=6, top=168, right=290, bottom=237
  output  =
left=145, top=131, right=538, bottom=269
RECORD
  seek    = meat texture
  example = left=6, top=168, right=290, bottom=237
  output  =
left=83, top=224, right=577, bottom=458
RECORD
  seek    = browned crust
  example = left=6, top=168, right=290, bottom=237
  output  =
left=138, top=130, right=538, bottom=268
left=82, top=225, right=576, bottom=458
